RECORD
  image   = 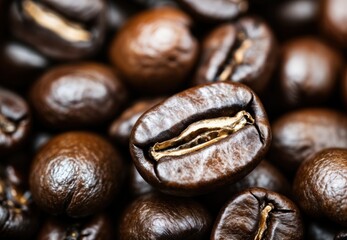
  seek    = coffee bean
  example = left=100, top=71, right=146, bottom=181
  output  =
left=29, top=132, right=124, bottom=217
left=130, top=82, right=271, bottom=196
left=109, top=98, right=163, bottom=146
left=0, top=163, right=38, bottom=239
left=175, top=0, right=248, bottom=22
left=320, top=0, right=347, bottom=48
left=37, top=214, right=113, bottom=240
left=119, top=193, right=212, bottom=240
left=9, top=0, right=106, bottom=60
left=211, top=187, right=304, bottom=240
left=293, top=148, right=347, bottom=226
left=30, top=62, right=127, bottom=129
left=0, top=40, right=50, bottom=88
left=270, top=108, right=347, bottom=174
left=278, top=37, right=342, bottom=107
left=0, top=88, right=31, bottom=155
left=109, top=7, right=198, bottom=94
left=192, top=17, right=277, bottom=94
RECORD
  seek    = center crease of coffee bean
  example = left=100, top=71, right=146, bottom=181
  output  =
left=150, top=110, right=254, bottom=161
left=216, top=32, right=252, bottom=82
left=0, top=114, right=16, bottom=134
left=254, top=203, right=274, bottom=240
left=22, top=0, right=91, bottom=42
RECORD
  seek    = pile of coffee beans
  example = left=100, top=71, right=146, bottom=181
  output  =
left=0, top=0, right=346, bottom=239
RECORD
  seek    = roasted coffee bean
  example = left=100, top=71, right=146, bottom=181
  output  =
left=293, top=148, right=347, bottom=226
left=270, top=108, right=347, bottom=174
left=320, top=0, right=347, bottom=48
left=277, top=37, right=341, bottom=108
left=128, top=163, right=154, bottom=197
left=192, top=17, right=277, bottom=94
left=30, top=62, right=127, bottom=129
left=9, top=0, right=106, bottom=60
left=175, top=0, right=248, bottom=22
left=109, top=98, right=163, bottom=146
left=130, top=82, right=271, bottom=196
left=211, top=187, right=304, bottom=240
left=0, top=88, right=31, bottom=155
left=109, top=7, right=198, bottom=94
left=202, top=160, right=291, bottom=213
left=30, top=132, right=124, bottom=217
left=0, top=163, right=38, bottom=239
left=37, top=214, right=113, bottom=240
left=119, top=193, right=212, bottom=240
left=0, top=40, right=50, bottom=88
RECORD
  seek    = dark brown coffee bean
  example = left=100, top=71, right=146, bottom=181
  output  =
left=119, top=193, right=212, bottom=240
left=192, top=17, right=277, bottom=94
left=270, top=108, right=347, bottom=174
left=211, top=187, right=304, bottom=240
left=0, top=88, right=31, bottom=155
left=175, top=0, right=248, bottom=22
left=30, top=63, right=127, bottom=129
left=293, top=148, right=347, bottom=226
left=0, top=40, right=50, bottom=88
left=29, top=132, right=124, bottom=217
left=109, top=98, right=163, bottom=146
left=109, top=7, right=198, bottom=94
left=278, top=37, right=342, bottom=107
left=0, top=163, right=39, bottom=239
left=9, top=0, right=106, bottom=60
left=320, top=0, right=347, bottom=48
left=202, top=160, right=291, bottom=213
left=37, top=214, right=113, bottom=240
left=130, top=82, right=271, bottom=196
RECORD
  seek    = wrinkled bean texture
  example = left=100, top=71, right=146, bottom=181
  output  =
left=193, top=17, right=277, bottom=94
left=30, top=63, right=127, bottom=129
left=119, top=193, right=212, bottom=240
left=211, top=187, right=304, bottom=240
left=110, top=7, right=198, bottom=93
left=270, top=108, right=347, bottom=174
left=37, top=214, right=113, bottom=240
left=9, top=0, right=106, bottom=60
left=29, top=132, right=124, bottom=217
left=130, top=82, right=271, bottom=196
left=293, top=148, right=347, bottom=226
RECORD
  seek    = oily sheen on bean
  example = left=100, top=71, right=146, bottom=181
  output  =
left=130, top=82, right=271, bottom=196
